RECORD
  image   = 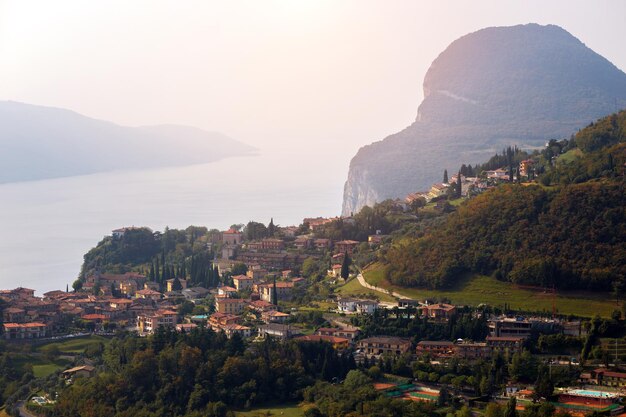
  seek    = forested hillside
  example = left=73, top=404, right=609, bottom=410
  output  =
left=383, top=111, right=626, bottom=291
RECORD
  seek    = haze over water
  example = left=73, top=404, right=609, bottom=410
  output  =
left=0, top=151, right=342, bottom=295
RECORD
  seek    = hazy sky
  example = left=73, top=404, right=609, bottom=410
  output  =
left=2, top=0, right=626, bottom=173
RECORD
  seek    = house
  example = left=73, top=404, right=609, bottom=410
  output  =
left=355, top=300, right=379, bottom=314
left=218, top=286, right=238, bottom=298
left=175, top=323, right=198, bottom=332
left=455, top=341, right=491, bottom=360
left=337, top=298, right=357, bottom=313
left=519, top=159, right=534, bottom=177
left=316, top=327, right=360, bottom=341
left=3, top=307, right=26, bottom=323
left=416, top=341, right=455, bottom=357
left=221, top=324, right=252, bottom=339
left=488, top=317, right=533, bottom=338
left=314, top=239, right=332, bottom=250
left=233, top=275, right=254, bottom=291
left=137, top=310, right=178, bottom=333
left=222, top=229, right=242, bottom=245
left=330, top=264, right=343, bottom=278
left=294, top=236, right=312, bottom=250
left=3, top=322, right=47, bottom=339
left=215, top=298, right=245, bottom=315
left=280, top=226, right=299, bottom=238
left=135, top=288, right=162, bottom=301
left=261, top=310, right=290, bottom=324
left=208, top=312, right=241, bottom=332
left=587, top=368, right=626, bottom=387
left=181, top=287, right=211, bottom=302
left=258, top=281, right=294, bottom=303
left=166, top=279, right=188, bottom=292
left=295, top=335, right=350, bottom=350
left=111, top=227, right=142, bottom=238
left=62, top=365, right=95, bottom=379
left=335, top=240, right=359, bottom=255
left=247, top=268, right=269, bottom=280
left=357, top=336, right=411, bottom=356
left=368, top=234, right=387, bottom=246
left=485, top=336, right=524, bottom=350
left=258, top=323, right=295, bottom=340
left=485, top=168, right=509, bottom=180
left=261, top=238, right=285, bottom=251
left=422, top=304, right=456, bottom=320
left=427, top=183, right=449, bottom=200
left=247, top=299, right=277, bottom=313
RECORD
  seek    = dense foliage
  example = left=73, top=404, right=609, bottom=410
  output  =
left=53, top=328, right=356, bottom=417
left=384, top=111, right=626, bottom=291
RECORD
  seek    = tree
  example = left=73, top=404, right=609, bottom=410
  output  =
left=456, top=170, right=462, bottom=197
left=485, top=403, right=503, bottom=417
left=271, top=277, right=278, bottom=305
left=437, top=386, right=450, bottom=406
left=443, top=169, right=449, bottom=184
left=504, top=397, right=517, bottom=417
left=341, top=252, right=351, bottom=279
left=534, top=365, right=554, bottom=399
left=72, top=279, right=83, bottom=292
left=268, top=218, right=276, bottom=237
left=172, top=276, right=183, bottom=291
left=343, top=370, right=371, bottom=390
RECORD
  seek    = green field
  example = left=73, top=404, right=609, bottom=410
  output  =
left=362, top=263, right=619, bottom=317
left=336, top=277, right=396, bottom=303
left=11, top=354, right=71, bottom=378
left=234, top=403, right=309, bottom=417
left=36, top=335, right=109, bottom=354
left=557, top=148, right=583, bottom=164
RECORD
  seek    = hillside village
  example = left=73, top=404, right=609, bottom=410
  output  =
left=1, top=131, right=625, bottom=417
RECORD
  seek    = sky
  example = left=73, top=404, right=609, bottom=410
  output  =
left=2, top=0, right=626, bottom=174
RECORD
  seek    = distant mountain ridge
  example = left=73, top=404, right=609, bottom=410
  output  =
left=342, top=23, right=626, bottom=215
left=0, top=101, right=255, bottom=183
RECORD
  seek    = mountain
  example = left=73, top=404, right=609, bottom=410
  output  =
left=342, top=24, right=626, bottom=215
left=383, top=110, right=626, bottom=291
left=0, top=101, right=255, bottom=183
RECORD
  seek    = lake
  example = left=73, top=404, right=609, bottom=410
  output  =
left=0, top=151, right=344, bottom=295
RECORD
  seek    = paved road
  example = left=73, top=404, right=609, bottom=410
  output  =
left=355, top=273, right=410, bottom=300
left=17, top=401, right=39, bottom=417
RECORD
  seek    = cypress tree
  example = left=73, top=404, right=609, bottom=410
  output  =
left=268, top=218, right=276, bottom=237
left=443, top=169, right=449, bottom=184
left=504, top=397, right=517, bottom=417
left=341, top=252, right=351, bottom=279
left=271, top=277, right=278, bottom=305
left=456, top=171, right=462, bottom=197
left=172, top=277, right=183, bottom=291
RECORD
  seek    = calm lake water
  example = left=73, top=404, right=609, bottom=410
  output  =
left=0, top=151, right=344, bottom=295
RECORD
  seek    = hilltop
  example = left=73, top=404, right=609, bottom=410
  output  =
left=343, top=24, right=626, bottom=215
left=0, top=101, right=255, bottom=183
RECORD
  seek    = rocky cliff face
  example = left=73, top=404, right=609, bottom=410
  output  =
left=342, top=24, right=626, bottom=215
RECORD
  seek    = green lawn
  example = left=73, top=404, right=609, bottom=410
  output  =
left=36, top=335, right=109, bottom=354
left=363, top=263, right=619, bottom=317
left=557, top=148, right=583, bottom=164
left=11, top=354, right=71, bottom=378
left=234, top=403, right=310, bottom=417
left=336, top=277, right=396, bottom=303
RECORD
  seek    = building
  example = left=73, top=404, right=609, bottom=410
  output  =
left=111, top=227, right=142, bottom=238
left=314, top=239, right=332, bottom=250
left=137, top=310, right=178, bottom=333
left=335, top=240, right=359, bottom=255
left=486, top=336, right=524, bottom=350
left=166, top=279, right=188, bottom=292
left=221, top=324, right=252, bottom=339
left=176, top=323, right=198, bottom=332
left=181, top=287, right=211, bottom=302
left=586, top=369, right=626, bottom=387
left=135, top=288, right=163, bottom=300
left=358, top=336, right=412, bottom=356
left=218, top=286, right=238, bottom=298
left=416, top=341, right=455, bottom=357
left=294, top=236, right=312, bottom=250
left=258, top=323, right=295, bottom=340
left=62, top=365, right=95, bottom=379
left=295, top=335, right=350, bottom=350
left=222, top=229, right=243, bottom=245
left=233, top=275, right=254, bottom=291
left=455, top=342, right=491, bottom=360
left=368, top=234, right=388, bottom=246
left=260, top=238, right=285, bottom=251
left=422, top=304, right=456, bottom=320
left=489, top=317, right=533, bottom=338
left=316, top=327, right=360, bottom=341
left=337, top=298, right=379, bottom=314
left=427, top=183, right=449, bottom=200
left=261, top=310, right=290, bottom=324
left=247, top=299, right=277, bottom=313
left=3, top=322, right=47, bottom=339
left=519, top=159, right=534, bottom=177
left=258, top=281, right=294, bottom=303
left=215, top=298, right=246, bottom=315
